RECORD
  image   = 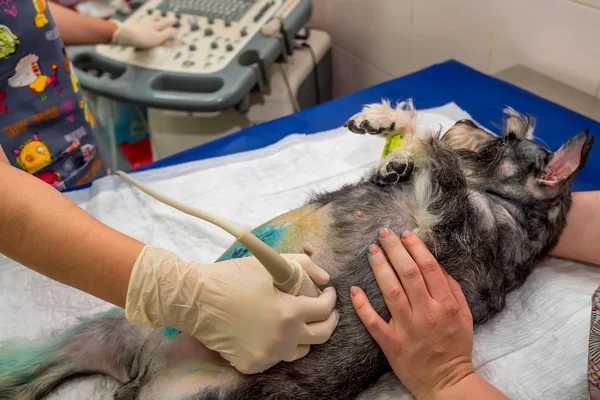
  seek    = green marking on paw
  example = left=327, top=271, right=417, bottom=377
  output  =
left=381, top=133, right=405, bottom=159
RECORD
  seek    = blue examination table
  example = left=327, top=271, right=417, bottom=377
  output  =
left=142, top=60, right=600, bottom=192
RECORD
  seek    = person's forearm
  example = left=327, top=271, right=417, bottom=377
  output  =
left=49, top=2, right=118, bottom=46
left=550, top=191, right=600, bottom=265
left=426, top=373, right=509, bottom=400
left=0, top=163, right=144, bottom=307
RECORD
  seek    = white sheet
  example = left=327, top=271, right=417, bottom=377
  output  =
left=0, top=102, right=596, bottom=400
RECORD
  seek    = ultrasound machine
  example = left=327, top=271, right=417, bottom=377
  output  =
left=68, top=0, right=332, bottom=162
left=70, top=0, right=313, bottom=111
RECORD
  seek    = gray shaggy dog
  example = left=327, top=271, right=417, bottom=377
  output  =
left=0, top=101, right=594, bottom=400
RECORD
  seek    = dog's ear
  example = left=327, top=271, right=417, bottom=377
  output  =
left=538, top=130, right=594, bottom=186
left=443, top=119, right=496, bottom=152
left=503, top=107, right=535, bottom=141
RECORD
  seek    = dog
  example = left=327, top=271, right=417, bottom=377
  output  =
left=0, top=100, right=594, bottom=400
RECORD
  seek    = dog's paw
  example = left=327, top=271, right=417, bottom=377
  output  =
left=344, top=104, right=397, bottom=135
left=371, top=156, right=414, bottom=186
left=344, top=100, right=416, bottom=135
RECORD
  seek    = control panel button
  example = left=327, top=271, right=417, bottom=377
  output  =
left=205, top=28, right=213, bottom=36
left=240, top=27, right=247, bottom=36
left=147, top=8, right=153, bottom=15
left=182, top=60, right=195, bottom=68
left=190, top=23, right=200, bottom=32
left=226, top=43, right=234, bottom=52
left=189, top=44, right=196, bottom=51
left=224, top=18, right=231, bottom=27
left=211, top=41, right=218, bottom=49
left=175, top=11, right=181, bottom=18
left=173, top=22, right=181, bottom=28
left=208, top=16, right=215, bottom=24
left=161, top=10, right=167, bottom=17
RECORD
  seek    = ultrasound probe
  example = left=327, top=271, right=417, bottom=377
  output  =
left=115, top=171, right=321, bottom=297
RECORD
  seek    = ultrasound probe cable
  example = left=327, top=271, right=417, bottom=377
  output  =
left=115, top=171, right=321, bottom=297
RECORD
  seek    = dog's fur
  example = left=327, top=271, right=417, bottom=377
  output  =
left=0, top=101, right=594, bottom=400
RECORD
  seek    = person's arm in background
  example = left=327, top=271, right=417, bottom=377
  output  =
left=49, top=2, right=117, bottom=45
left=49, top=2, right=178, bottom=48
left=550, top=191, right=600, bottom=265
left=352, top=230, right=508, bottom=400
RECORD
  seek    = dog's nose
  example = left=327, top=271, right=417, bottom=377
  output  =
left=455, top=119, right=477, bottom=128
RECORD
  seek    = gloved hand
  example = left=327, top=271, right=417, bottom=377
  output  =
left=110, top=13, right=179, bottom=49
left=125, top=246, right=339, bottom=374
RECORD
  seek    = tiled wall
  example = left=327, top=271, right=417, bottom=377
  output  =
left=310, top=0, right=600, bottom=98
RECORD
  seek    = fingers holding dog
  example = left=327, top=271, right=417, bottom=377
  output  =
left=377, top=229, right=429, bottom=309
left=400, top=231, right=454, bottom=305
left=365, top=243, right=411, bottom=320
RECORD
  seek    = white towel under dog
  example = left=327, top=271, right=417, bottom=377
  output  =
left=0, top=103, right=596, bottom=400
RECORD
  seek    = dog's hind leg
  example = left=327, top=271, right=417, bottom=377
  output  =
left=0, top=308, right=150, bottom=400
left=117, top=330, right=246, bottom=400
left=344, top=99, right=417, bottom=135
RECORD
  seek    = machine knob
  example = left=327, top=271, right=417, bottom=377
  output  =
left=190, top=23, right=200, bottom=32
left=147, top=8, right=153, bottom=15
left=240, top=27, right=247, bottom=36
left=211, top=41, right=218, bottom=49
left=161, top=10, right=167, bottom=17
left=189, top=44, right=197, bottom=51
left=208, top=16, right=215, bottom=24
left=225, top=18, right=231, bottom=27
left=205, top=27, right=213, bottom=36
left=173, top=21, right=181, bottom=28
left=226, top=43, right=233, bottom=52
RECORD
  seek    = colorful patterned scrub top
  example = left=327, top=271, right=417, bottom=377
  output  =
left=0, top=0, right=108, bottom=191
left=589, top=288, right=600, bottom=399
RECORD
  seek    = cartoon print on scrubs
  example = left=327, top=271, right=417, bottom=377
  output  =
left=588, top=287, right=600, bottom=399
left=32, top=0, right=48, bottom=28
left=1, top=0, right=18, bottom=18
left=8, top=54, right=60, bottom=100
left=38, top=139, right=99, bottom=190
left=61, top=98, right=76, bottom=122
left=0, top=2, right=108, bottom=190
left=11, top=133, right=52, bottom=173
left=62, top=48, right=79, bottom=93
left=0, top=91, right=7, bottom=114
left=36, top=170, right=60, bottom=186
left=0, top=24, right=18, bottom=58
left=79, top=98, right=94, bottom=128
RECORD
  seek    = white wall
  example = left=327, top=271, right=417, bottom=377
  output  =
left=310, top=0, right=600, bottom=99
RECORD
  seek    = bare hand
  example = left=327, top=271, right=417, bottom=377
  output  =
left=351, top=229, right=475, bottom=399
